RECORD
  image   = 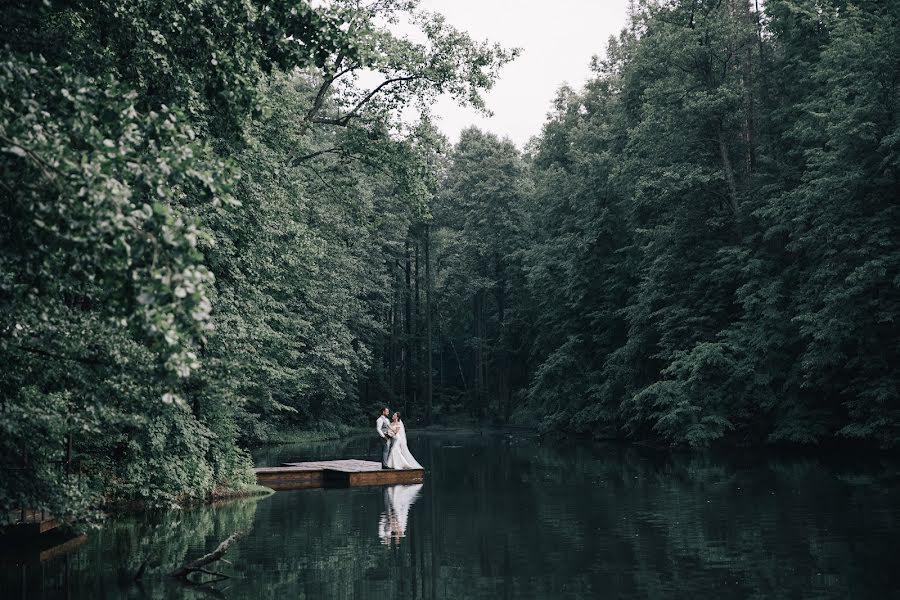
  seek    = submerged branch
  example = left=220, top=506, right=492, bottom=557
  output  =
left=169, top=531, right=245, bottom=582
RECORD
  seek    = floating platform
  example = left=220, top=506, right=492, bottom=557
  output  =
left=254, top=459, right=424, bottom=490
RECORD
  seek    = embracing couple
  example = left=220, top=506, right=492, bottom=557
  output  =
left=376, top=408, right=422, bottom=470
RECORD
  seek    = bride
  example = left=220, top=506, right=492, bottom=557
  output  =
left=385, top=412, right=422, bottom=470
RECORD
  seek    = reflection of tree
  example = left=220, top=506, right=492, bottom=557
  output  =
left=514, top=441, right=899, bottom=599
left=2, top=495, right=261, bottom=599
left=247, top=432, right=900, bottom=599
left=4, top=432, right=899, bottom=599
left=409, top=432, right=900, bottom=599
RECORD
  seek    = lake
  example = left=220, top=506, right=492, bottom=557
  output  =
left=3, top=429, right=899, bottom=599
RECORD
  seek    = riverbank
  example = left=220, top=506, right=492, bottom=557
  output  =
left=97, top=482, right=274, bottom=520
left=209, top=483, right=274, bottom=502
left=253, top=424, right=371, bottom=446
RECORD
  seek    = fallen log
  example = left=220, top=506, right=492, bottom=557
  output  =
left=169, top=531, right=244, bottom=582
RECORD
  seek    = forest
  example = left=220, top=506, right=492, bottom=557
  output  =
left=1, top=0, right=898, bottom=526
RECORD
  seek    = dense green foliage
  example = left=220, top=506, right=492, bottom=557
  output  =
left=432, top=0, right=899, bottom=449
left=2, top=0, right=897, bottom=528
left=0, top=0, right=513, bottom=524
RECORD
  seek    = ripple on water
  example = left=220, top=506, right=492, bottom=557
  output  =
left=3, top=431, right=900, bottom=599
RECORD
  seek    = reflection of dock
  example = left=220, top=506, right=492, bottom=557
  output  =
left=254, top=459, right=424, bottom=490
left=0, top=532, right=87, bottom=565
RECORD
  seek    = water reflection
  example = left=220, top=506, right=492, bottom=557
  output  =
left=379, top=484, right=423, bottom=545
left=2, top=430, right=900, bottom=599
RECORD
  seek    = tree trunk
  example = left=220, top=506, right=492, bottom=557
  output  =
left=65, top=431, right=73, bottom=476
left=425, top=224, right=433, bottom=424
left=415, top=233, right=423, bottom=416
left=387, top=307, right=393, bottom=397
left=494, top=253, right=509, bottom=422
left=740, top=0, right=756, bottom=179
left=390, top=266, right=399, bottom=401
left=717, top=125, right=739, bottom=213
left=403, top=240, right=411, bottom=413
left=752, top=0, right=775, bottom=162
left=473, top=290, right=484, bottom=419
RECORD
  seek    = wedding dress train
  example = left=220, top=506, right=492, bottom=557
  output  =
left=385, top=421, right=422, bottom=470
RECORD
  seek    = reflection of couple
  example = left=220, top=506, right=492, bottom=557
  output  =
left=378, top=484, right=423, bottom=545
left=375, top=407, right=422, bottom=470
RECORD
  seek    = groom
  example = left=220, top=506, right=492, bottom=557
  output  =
left=376, top=407, right=395, bottom=469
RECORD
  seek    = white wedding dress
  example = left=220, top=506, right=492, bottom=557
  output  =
left=385, top=421, right=422, bottom=470
left=378, top=483, right=423, bottom=544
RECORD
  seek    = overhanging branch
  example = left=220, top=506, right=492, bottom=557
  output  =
left=310, top=75, right=422, bottom=127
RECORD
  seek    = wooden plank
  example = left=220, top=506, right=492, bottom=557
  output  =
left=346, top=469, right=424, bottom=487
left=253, top=459, right=424, bottom=490
left=37, top=518, right=58, bottom=534
left=254, top=468, right=324, bottom=490
left=282, top=459, right=384, bottom=472
left=255, top=465, right=322, bottom=473
left=1, top=512, right=59, bottom=537
left=264, top=480, right=325, bottom=491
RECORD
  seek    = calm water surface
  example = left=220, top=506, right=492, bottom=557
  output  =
left=3, top=429, right=900, bottom=599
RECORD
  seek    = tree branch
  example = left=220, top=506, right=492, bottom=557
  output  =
left=170, top=531, right=244, bottom=581
left=0, top=134, right=63, bottom=190
left=311, top=75, right=421, bottom=127
left=297, top=162, right=344, bottom=202
left=304, top=61, right=358, bottom=124
left=6, top=341, right=150, bottom=373
left=292, top=144, right=395, bottom=178
left=292, top=146, right=344, bottom=165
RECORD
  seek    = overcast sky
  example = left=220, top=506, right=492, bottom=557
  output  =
left=411, top=1, right=629, bottom=148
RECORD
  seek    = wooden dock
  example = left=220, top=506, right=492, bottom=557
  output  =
left=254, top=459, right=424, bottom=490
left=1, top=510, right=59, bottom=537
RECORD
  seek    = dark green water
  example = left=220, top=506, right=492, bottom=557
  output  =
left=3, top=429, right=900, bottom=599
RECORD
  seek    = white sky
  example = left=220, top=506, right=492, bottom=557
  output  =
left=412, top=1, right=629, bottom=148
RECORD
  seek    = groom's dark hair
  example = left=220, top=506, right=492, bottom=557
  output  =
left=382, top=407, right=389, bottom=414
